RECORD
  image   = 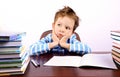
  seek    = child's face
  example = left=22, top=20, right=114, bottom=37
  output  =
left=53, top=16, right=75, bottom=39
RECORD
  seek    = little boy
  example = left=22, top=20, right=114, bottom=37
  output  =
left=30, top=6, right=91, bottom=55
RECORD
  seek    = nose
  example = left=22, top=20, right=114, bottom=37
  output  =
left=60, top=26, right=65, bottom=33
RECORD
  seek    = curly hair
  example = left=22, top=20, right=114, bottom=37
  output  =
left=54, top=6, right=79, bottom=31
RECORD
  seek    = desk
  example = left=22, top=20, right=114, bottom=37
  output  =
left=6, top=52, right=120, bottom=77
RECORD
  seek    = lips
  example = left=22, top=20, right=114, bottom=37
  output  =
left=58, top=32, right=64, bottom=36
left=57, top=32, right=64, bottom=39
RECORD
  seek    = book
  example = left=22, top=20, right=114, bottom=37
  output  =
left=0, top=71, right=24, bottom=76
left=111, top=30, right=120, bottom=37
left=112, top=50, right=120, bottom=64
left=0, top=59, right=22, bottom=64
left=111, top=35, right=120, bottom=41
left=0, top=57, right=30, bottom=76
left=112, top=46, right=120, bottom=53
left=0, top=63, right=22, bottom=68
left=0, top=48, right=29, bottom=60
left=112, top=50, right=120, bottom=58
left=0, top=54, right=21, bottom=60
left=114, top=60, right=120, bottom=66
left=0, top=46, right=26, bottom=55
left=0, top=54, right=29, bottom=68
left=112, top=41, right=120, bottom=49
left=0, top=32, right=26, bottom=41
left=0, top=47, right=21, bottom=55
left=0, top=47, right=20, bottom=53
left=0, top=32, right=29, bottom=76
left=0, top=41, right=22, bottom=48
left=111, top=30, right=120, bottom=67
left=113, top=38, right=120, bottom=43
left=112, top=54, right=120, bottom=63
left=44, top=53, right=117, bottom=69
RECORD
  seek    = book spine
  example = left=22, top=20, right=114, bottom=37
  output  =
left=111, top=30, right=120, bottom=37
left=0, top=63, right=22, bottom=68
left=111, top=30, right=120, bottom=66
left=0, top=32, right=26, bottom=41
left=0, top=59, right=22, bottom=64
left=112, top=46, right=120, bottom=53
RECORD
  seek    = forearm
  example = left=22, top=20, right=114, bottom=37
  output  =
left=69, top=43, right=91, bottom=55
left=29, top=42, right=49, bottom=55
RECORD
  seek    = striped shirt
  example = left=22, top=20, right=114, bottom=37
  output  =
left=29, top=33, right=91, bottom=55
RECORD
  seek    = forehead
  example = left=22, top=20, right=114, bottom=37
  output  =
left=56, top=16, right=75, bottom=27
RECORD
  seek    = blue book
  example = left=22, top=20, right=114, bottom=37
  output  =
left=0, top=32, right=26, bottom=41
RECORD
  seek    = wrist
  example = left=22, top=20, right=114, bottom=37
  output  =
left=60, top=42, right=70, bottom=50
left=49, top=42, right=58, bottom=49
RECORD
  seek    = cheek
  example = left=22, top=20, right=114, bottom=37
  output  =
left=67, top=30, right=73, bottom=35
left=64, top=31, right=69, bottom=35
left=54, top=27, right=59, bottom=34
left=68, top=30, right=72, bottom=33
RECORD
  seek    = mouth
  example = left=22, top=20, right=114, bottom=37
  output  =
left=59, top=33, right=63, bottom=36
left=58, top=32, right=64, bottom=37
left=57, top=33, right=64, bottom=39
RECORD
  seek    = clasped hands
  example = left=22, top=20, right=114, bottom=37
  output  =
left=49, top=30, right=72, bottom=50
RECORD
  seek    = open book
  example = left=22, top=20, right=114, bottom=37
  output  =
left=44, top=53, right=117, bottom=69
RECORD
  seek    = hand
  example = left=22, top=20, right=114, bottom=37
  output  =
left=59, top=31, right=72, bottom=49
left=52, top=28, right=59, bottom=43
left=49, top=29, right=59, bottom=49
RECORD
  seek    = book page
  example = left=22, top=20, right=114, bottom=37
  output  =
left=44, top=54, right=117, bottom=69
left=44, top=56, right=82, bottom=67
left=80, top=53, right=117, bottom=69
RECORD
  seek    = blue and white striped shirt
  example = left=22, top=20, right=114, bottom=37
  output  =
left=29, top=33, right=91, bottom=55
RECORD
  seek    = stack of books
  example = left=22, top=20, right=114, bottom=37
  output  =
left=111, top=30, right=120, bottom=65
left=0, top=32, right=30, bottom=76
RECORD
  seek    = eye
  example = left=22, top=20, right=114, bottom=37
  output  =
left=65, top=26, right=70, bottom=30
left=57, top=24, right=61, bottom=27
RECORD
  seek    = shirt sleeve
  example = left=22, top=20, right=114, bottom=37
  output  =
left=29, top=34, right=51, bottom=55
left=69, top=34, right=91, bottom=55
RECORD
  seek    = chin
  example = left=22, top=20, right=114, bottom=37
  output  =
left=57, top=34, right=63, bottom=38
left=57, top=36, right=63, bottom=40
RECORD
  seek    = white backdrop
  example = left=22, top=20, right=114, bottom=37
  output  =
left=0, top=0, right=120, bottom=52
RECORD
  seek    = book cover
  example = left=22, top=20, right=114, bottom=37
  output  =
left=111, top=30, right=120, bottom=37
left=0, top=59, right=22, bottom=64
left=0, top=54, right=29, bottom=65
left=0, top=63, right=22, bottom=68
left=114, top=60, right=120, bottom=66
left=112, top=50, right=120, bottom=58
left=0, top=32, right=26, bottom=41
left=112, top=46, right=120, bottom=54
left=112, top=41, right=120, bottom=49
left=0, top=57, right=30, bottom=75
left=0, top=48, right=29, bottom=60
left=112, top=54, right=120, bottom=63
left=111, top=35, right=120, bottom=41
left=0, top=41, right=22, bottom=48
left=0, top=68, right=23, bottom=74
left=0, top=54, right=21, bottom=60
left=0, top=47, right=23, bottom=55
left=0, top=47, right=20, bottom=52
left=0, top=46, right=28, bottom=57
left=0, top=71, right=24, bottom=76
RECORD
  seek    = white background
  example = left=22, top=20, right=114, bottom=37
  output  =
left=0, top=0, right=120, bottom=52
